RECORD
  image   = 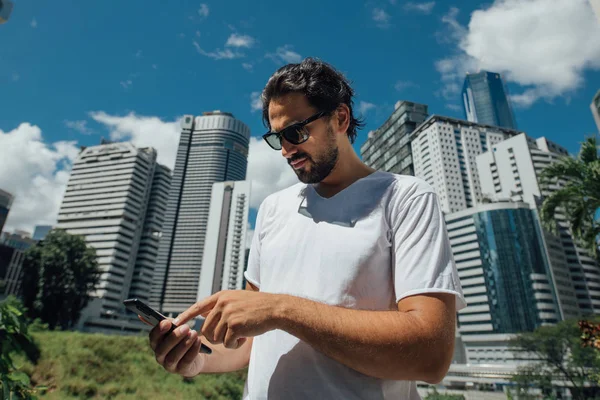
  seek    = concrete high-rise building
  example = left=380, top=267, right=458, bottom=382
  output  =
left=592, top=89, right=600, bottom=132
left=446, top=202, right=561, bottom=364
left=32, top=225, right=53, bottom=241
left=0, top=231, right=37, bottom=299
left=410, top=115, right=521, bottom=213
left=151, top=112, right=250, bottom=316
left=197, top=181, right=251, bottom=300
left=462, top=71, right=517, bottom=129
left=0, top=189, right=13, bottom=233
left=56, top=142, right=171, bottom=332
left=477, top=133, right=600, bottom=316
left=361, top=101, right=428, bottom=176
left=127, top=164, right=171, bottom=305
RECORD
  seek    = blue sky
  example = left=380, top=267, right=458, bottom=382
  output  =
left=1, top=0, right=599, bottom=238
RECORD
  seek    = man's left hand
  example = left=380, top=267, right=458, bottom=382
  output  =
left=174, top=290, right=284, bottom=349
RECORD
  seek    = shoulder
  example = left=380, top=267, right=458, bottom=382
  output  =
left=377, top=172, right=437, bottom=205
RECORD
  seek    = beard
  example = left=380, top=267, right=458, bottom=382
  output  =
left=289, top=127, right=339, bottom=184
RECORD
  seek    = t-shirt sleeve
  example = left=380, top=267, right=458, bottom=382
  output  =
left=243, top=200, right=267, bottom=289
left=391, top=191, right=466, bottom=310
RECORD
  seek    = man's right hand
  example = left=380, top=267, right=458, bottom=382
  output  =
left=148, top=318, right=206, bottom=378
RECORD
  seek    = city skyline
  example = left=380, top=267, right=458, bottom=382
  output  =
left=1, top=0, right=600, bottom=238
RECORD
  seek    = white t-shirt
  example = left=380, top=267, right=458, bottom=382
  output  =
left=243, top=171, right=466, bottom=400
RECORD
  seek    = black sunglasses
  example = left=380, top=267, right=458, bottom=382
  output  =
left=262, top=111, right=330, bottom=150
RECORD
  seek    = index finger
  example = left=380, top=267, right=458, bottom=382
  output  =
left=174, top=293, right=219, bottom=326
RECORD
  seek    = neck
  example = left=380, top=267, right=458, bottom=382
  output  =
left=315, top=145, right=376, bottom=198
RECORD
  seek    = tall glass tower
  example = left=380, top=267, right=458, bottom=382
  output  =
left=151, top=111, right=250, bottom=316
left=462, top=71, right=517, bottom=130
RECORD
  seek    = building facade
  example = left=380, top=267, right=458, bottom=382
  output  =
left=410, top=115, right=521, bottom=213
left=592, top=89, right=600, bottom=133
left=462, top=71, right=517, bottom=130
left=477, top=133, right=599, bottom=316
left=151, top=112, right=250, bottom=316
left=32, top=225, right=53, bottom=241
left=446, top=202, right=561, bottom=364
left=197, top=181, right=251, bottom=300
left=56, top=142, right=171, bottom=332
left=0, top=189, right=13, bottom=233
left=360, top=101, right=428, bottom=176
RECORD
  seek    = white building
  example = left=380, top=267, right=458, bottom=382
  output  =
left=410, top=115, right=522, bottom=213
left=56, top=142, right=171, bottom=333
left=477, top=133, right=599, bottom=316
left=197, top=181, right=250, bottom=301
left=151, top=112, right=250, bottom=316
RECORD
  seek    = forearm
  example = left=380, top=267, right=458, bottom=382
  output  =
left=275, top=295, right=454, bottom=383
left=196, top=337, right=252, bottom=374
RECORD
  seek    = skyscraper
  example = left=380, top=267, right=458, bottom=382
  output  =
left=591, top=89, right=600, bottom=133
left=361, top=101, right=428, bottom=176
left=151, top=112, right=250, bottom=316
left=410, top=115, right=521, bottom=213
left=0, top=189, right=13, bottom=233
left=446, top=202, right=561, bottom=364
left=56, top=142, right=171, bottom=332
left=477, top=133, right=599, bottom=316
left=197, top=181, right=251, bottom=300
left=462, top=71, right=517, bottom=129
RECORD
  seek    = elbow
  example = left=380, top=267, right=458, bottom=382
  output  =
left=419, top=349, right=453, bottom=384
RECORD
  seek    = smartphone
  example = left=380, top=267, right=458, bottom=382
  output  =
left=123, top=298, right=212, bottom=354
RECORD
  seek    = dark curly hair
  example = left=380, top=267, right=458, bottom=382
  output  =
left=261, top=57, right=364, bottom=144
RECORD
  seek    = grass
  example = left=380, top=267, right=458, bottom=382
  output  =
left=14, top=330, right=247, bottom=400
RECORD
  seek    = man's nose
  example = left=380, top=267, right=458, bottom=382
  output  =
left=281, top=139, right=298, bottom=159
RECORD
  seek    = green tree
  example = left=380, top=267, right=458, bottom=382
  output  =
left=539, top=135, right=600, bottom=260
left=19, top=229, right=100, bottom=331
left=0, top=296, right=40, bottom=399
left=509, top=319, right=600, bottom=400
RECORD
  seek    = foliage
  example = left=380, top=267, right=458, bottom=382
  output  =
left=509, top=318, right=600, bottom=400
left=14, top=330, right=246, bottom=399
left=539, top=135, right=600, bottom=260
left=19, top=229, right=100, bottom=331
left=423, top=388, right=465, bottom=400
left=0, top=296, right=41, bottom=399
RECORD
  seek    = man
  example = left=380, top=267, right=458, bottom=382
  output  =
left=147, top=58, right=466, bottom=399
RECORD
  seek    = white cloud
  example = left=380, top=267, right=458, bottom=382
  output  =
left=198, top=4, right=209, bottom=18
left=246, top=137, right=298, bottom=210
left=404, top=2, right=435, bottom=14
left=30, top=18, right=37, bottom=28
left=445, top=103, right=462, bottom=112
left=357, top=101, right=376, bottom=115
left=394, top=80, right=418, bottom=91
left=0, top=123, right=79, bottom=234
left=135, top=50, right=142, bottom=58
left=120, top=80, right=132, bottom=89
left=64, top=120, right=93, bottom=135
left=226, top=33, right=255, bottom=48
left=250, top=92, right=263, bottom=112
left=436, top=0, right=600, bottom=107
left=372, top=8, right=391, bottom=28
left=89, top=112, right=181, bottom=169
left=242, top=63, right=253, bottom=72
left=193, top=41, right=244, bottom=60
left=266, top=45, right=302, bottom=64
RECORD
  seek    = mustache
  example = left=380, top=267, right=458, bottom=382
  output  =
left=289, top=154, right=310, bottom=164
